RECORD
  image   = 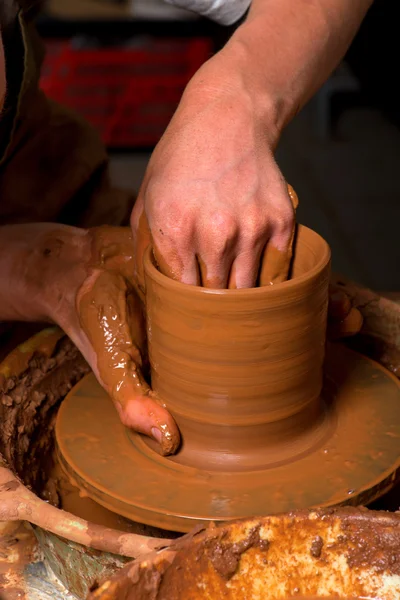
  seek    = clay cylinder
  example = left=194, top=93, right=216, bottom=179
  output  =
left=144, top=226, right=331, bottom=471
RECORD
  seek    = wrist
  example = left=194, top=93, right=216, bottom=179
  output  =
left=0, top=224, right=88, bottom=324
left=183, top=39, right=290, bottom=149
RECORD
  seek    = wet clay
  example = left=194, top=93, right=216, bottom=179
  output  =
left=54, top=224, right=400, bottom=531
left=89, top=508, right=400, bottom=600
left=76, top=226, right=180, bottom=456
left=258, top=184, right=299, bottom=287
left=55, top=343, right=400, bottom=531
left=142, top=225, right=331, bottom=470
left=45, top=454, right=177, bottom=539
left=0, top=329, right=89, bottom=491
left=0, top=521, right=37, bottom=599
left=71, top=190, right=300, bottom=457
left=72, top=212, right=307, bottom=462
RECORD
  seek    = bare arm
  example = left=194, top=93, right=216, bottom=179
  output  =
left=217, top=0, right=374, bottom=140
left=132, top=0, right=372, bottom=289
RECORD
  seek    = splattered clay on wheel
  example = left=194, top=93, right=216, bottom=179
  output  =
left=55, top=343, right=400, bottom=532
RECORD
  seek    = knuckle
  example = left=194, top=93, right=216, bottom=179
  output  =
left=241, top=208, right=268, bottom=246
left=209, top=210, right=236, bottom=235
left=273, top=207, right=294, bottom=237
left=205, top=212, right=238, bottom=252
left=150, top=199, right=190, bottom=239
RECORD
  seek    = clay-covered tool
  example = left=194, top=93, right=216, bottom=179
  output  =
left=0, top=461, right=171, bottom=557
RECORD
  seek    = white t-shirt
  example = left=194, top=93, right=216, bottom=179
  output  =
left=164, top=0, right=251, bottom=25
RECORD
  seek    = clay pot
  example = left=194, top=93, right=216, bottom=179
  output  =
left=143, top=225, right=331, bottom=470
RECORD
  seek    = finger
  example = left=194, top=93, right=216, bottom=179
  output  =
left=259, top=184, right=297, bottom=287
left=328, top=307, right=363, bottom=340
left=196, top=213, right=238, bottom=288
left=259, top=223, right=294, bottom=286
left=115, top=393, right=179, bottom=456
left=130, top=197, right=151, bottom=295
left=131, top=194, right=200, bottom=286
left=228, top=246, right=264, bottom=289
left=152, top=244, right=200, bottom=286
left=77, top=269, right=180, bottom=456
left=197, top=252, right=235, bottom=289
left=287, top=184, right=299, bottom=210
left=328, top=289, right=352, bottom=320
left=259, top=235, right=293, bottom=286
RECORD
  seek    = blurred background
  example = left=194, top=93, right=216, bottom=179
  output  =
left=37, top=0, right=400, bottom=291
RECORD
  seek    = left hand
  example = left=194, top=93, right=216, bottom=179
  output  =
left=4, top=224, right=181, bottom=456
left=328, top=283, right=363, bottom=339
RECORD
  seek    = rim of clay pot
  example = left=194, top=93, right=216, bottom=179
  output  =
left=144, top=225, right=331, bottom=295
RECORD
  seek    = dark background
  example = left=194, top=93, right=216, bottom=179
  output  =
left=278, top=0, right=400, bottom=290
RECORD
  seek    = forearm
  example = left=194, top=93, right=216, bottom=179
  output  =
left=0, top=224, right=88, bottom=322
left=185, top=0, right=372, bottom=143
left=236, top=0, right=372, bottom=126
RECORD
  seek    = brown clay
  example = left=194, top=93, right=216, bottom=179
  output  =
left=54, top=225, right=400, bottom=531
left=143, top=225, right=330, bottom=470
left=88, top=508, right=400, bottom=600
left=0, top=521, right=37, bottom=599
left=0, top=328, right=174, bottom=560
left=71, top=212, right=302, bottom=458
left=76, top=226, right=181, bottom=456
left=55, top=342, right=400, bottom=531
left=258, top=184, right=299, bottom=287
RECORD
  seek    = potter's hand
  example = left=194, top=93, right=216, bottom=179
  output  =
left=328, top=283, right=363, bottom=340
left=0, top=224, right=179, bottom=456
left=71, top=227, right=180, bottom=456
left=131, top=56, right=295, bottom=290
left=131, top=0, right=373, bottom=289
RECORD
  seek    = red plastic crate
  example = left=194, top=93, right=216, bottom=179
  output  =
left=40, top=37, right=213, bottom=147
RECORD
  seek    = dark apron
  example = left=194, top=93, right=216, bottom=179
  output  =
left=0, top=2, right=134, bottom=227
left=0, top=2, right=135, bottom=356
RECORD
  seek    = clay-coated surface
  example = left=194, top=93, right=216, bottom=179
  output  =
left=143, top=225, right=330, bottom=470
left=55, top=343, right=400, bottom=532
left=88, top=508, right=400, bottom=600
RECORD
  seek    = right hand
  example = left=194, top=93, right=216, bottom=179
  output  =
left=131, top=54, right=297, bottom=292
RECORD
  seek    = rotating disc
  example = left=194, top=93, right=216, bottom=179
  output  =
left=55, top=344, right=400, bottom=532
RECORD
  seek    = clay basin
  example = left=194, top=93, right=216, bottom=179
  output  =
left=89, top=507, right=400, bottom=600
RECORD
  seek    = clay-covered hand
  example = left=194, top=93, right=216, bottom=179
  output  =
left=328, top=283, right=363, bottom=340
left=131, top=55, right=296, bottom=291
left=0, top=224, right=179, bottom=456
left=74, top=227, right=180, bottom=456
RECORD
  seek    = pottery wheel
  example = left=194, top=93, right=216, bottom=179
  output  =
left=55, top=344, right=400, bottom=532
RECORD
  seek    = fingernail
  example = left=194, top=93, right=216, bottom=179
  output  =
left=151, top=427, right=162, bottom=444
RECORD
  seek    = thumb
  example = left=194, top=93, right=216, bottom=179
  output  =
left=328, top=284, right=363, bottom=340
left=77, top=269, right=180, bottom=456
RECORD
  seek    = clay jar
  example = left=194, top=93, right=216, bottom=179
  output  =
left=143, top=225, right=331, bottom=471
